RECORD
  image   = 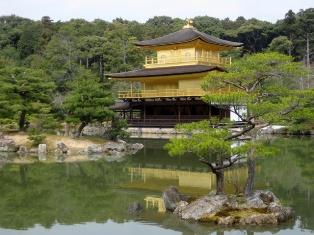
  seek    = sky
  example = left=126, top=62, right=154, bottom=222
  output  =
left=0, top=0, right=313, bottom=23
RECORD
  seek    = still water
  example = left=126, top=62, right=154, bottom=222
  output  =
left=0, top=137, right=313, bottom=235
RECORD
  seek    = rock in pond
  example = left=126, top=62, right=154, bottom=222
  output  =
left=162, top=186, right=189, bottom=212
left=87, top=141, right=144, bottom=157
left=87, top=144, right=103, bottom=154
left=55, top=141, right=69, bottom=155
left=38, top=144, right=47, bottom=161
left=128, top=202, right=143, bottom=214
left=178, top=194, right=231, bottom=220
left=18, top=145, right=28, bottom=155
left=260, top=125, right=287, bottom=134
left=38, top=144, right=47, bottom=154
left=0, top=134, right=18, bottom=152
left=246, top=190, right=280, bottom=208
left=103, top=141, right=127, bottom=153
left=171, top=190, right=294, bottom=226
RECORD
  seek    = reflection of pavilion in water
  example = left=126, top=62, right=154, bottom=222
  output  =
left=128, top=166, right=250, bottom=213
left=128, top=166, right=248, bottom=191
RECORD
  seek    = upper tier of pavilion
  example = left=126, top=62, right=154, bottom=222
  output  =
left=108, top=21, right=243, bottom=99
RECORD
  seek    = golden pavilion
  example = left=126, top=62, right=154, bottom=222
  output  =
left=109, top=20, right=243, bottom=127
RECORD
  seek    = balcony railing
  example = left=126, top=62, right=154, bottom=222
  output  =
left=118, top=88, right=204, bottom=99
left=117, top=87, right=239, bottom=99
left=145, top=54, right=232, bottom=68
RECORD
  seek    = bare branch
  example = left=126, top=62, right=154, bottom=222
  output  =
left=280, top=101, right=300, bottom=115
left=200, top=155, right=245, bottom=172
left=211, top=155, right=245, bottom=171
left=231, top=105, right=247, bottom=122
left=225, top=123, right=255, bottom=141
left=222, top=80, right=247, bottom=91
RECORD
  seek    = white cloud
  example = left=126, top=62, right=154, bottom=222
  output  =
left=0, top=0, right=313, bottom=22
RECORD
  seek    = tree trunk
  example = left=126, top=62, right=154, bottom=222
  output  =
left=18, top=110, right=27, bottom=131
left=19, top=165, right=27, bottom=186
left=306, top=33, right=310, bottom=88
left=76, top=122, right=87, bottom=138
left=215, top=169, right=225, bottom=195
left=99, top=56, right=104, bottom=82
left=245, top=157, right=256, bottom=197
left=288, top=33, right=293, bottom=56
left=64, top=123, right=70, bottom=137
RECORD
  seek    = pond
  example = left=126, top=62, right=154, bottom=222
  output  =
left=0, top=137, right=313, bottom=235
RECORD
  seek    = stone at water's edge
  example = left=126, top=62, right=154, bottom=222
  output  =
left=162, top=186, right=189, bottom=212
left=38, top=144, right=47, bottom=161
left=38, top=144, right=47, bottom=154
left=87, top=144, right=103, bottom=154
left=87, top=141, right=144, bottom=157
left=246, top=190, right=280, bottom=208
left=0, top=133, right=18, bottom=152
left=55, top=141, right=69, bottom=155
left=173, top=201, right=189, bottom=216
left=18, top=145, right=28, bottom=155
left=176, top=194, right=232, bottom=220
left=260, top=125, right=287, bottom=134
left=104, top=141, right=127, bottom=152
left=128, top=202, right=143, bottom=214
left=171, top=190, right=294, bottom=225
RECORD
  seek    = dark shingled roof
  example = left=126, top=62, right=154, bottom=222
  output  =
left=135, top=28, right=243, bottom=47
left=109, top=65, right=224, bottom=79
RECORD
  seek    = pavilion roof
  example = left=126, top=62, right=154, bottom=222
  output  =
left=135, top=28, right=243, bottom=47
left=108, top=65, right=225, bottom=79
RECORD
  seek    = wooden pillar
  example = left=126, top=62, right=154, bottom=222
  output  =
left=143, top=102, right=146, bottom=125
left=178, top=104, right=181, bottom=123
left=130, top=102, right=133, bottom=121
left=208, top=103, right=212, bottom=119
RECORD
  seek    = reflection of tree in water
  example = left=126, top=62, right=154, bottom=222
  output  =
left=0, top=160, right=140, bottom=229
left=0, top=138, right=312, bottom=234
left=257, top=137, right=314, bottom=231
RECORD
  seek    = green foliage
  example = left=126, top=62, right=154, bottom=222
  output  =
left=285, top=89, right=314, bottom=132
left=107, top=116, right=130, bottom=141
left=29, top=113, right=59, bottom=134
left=103, top=22, right=145, bottom=73
left=166, top=120, right=278, bottom=161
left=268, top=36, right=293, bottom=55
left=27, top=128, right=46, bottom=146
left=203, top=52, right=308, bottom=126
left=144, top=16, right=184, bottom=38
left=0, top=11, right=313, bottom=137
left=63, top=69, right=114, bottom=132
left=165, top=120, right=232, bottom=161
left=225, top=19, right=274, bottom=53
left=193, top=16, right=225, bottom=37
left=0, top=66, right=55, bottom=130
left=17, top=22, right=43, bottom=59
left=166, top=52, right=311, bottom=194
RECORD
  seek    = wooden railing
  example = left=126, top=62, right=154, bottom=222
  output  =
left=118, top=88, right=205, bottom=99
left=145, top=54, right=231, bottom=68
left=117, top=87, right=238, bottom=99
left=127, top=118, right=246, bottom=128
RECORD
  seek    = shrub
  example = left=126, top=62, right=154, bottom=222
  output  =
left=27, top=129, right=46, bottom=146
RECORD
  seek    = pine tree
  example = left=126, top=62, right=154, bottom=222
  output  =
left=0, top=66, right=55, bottom=131
left=166, top=52, right=312, bottom=196
left=63, top=69, right=114, bottom=137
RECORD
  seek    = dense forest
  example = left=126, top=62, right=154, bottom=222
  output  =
left=0, top=8, right=313, bottom=135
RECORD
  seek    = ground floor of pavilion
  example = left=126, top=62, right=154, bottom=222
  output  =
left=113, top=99, right=235, bottom=128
